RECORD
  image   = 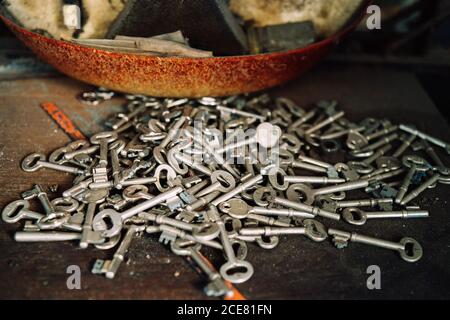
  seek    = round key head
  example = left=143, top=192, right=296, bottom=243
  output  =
left=220, top=260, right=254, bottom=284
left=320, top=139, right=341, bottom=153
left=92, top=208, right=122, bottom=238
left=347, top=161, right=374, bottom=174
left=81, top=189, right=109, bottom=204
left=211, top=170, right=236, bottom=193
left=192, top=223, right=220, bottom=241
left=342, top=208, right=367, bottom=226
left=2, top=199, right=31, bottom=223
left=399, top=237, right=423, bottom=262
left=219, top=199, right=249, bottom=220
left=171, top=239, right=201, bottom=256
left=51, top=197, right=79, bottom=213
left=21, top=153, right=45, bottom=172
left=315, top=195, right=337, bottom=213
left=90, top=131, right=118, bottom=144
left=252, top=186, right=276, bottom=207
left=255, top=122, right=282, bottom=148
left=334, top=163, right=360, bottom=181
left=256, top=235, right=279, bottom=250
left=303, top=219, right=328, bottom=242
left=329, top=191, right=346, bottom=201
left=375, top=156, right=401, bottom=170
left=346, top=131, right=368, bottom=150
left=286, top=183, right=314, bottom=204
left=222, top=215, right=243, bottom=235
left=94, top=233, right=121, bottom=250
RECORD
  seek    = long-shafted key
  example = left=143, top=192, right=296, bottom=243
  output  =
left=171, top=239, right=231, bottom=297
left=342, top=208, right=429, bottom=225
left=92, top=225, right=140, bottom=279
left=328, top=228, right=423, bottom=262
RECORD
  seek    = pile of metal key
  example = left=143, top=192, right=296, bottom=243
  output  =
left=2, top=90, right=450, bottom=298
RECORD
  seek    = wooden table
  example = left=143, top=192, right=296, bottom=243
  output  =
left=0, top=64, right=449, bottom=299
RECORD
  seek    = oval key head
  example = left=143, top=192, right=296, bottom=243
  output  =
left=286, top=183, right=314, bottom=205
left=256, top=122, right=282, bottom=148
left=21, top=153, right=45, bottom=172
left=123, top=185, right=149, bottom=201
left=220, top=260, right=254, bottom=284
left=94, top=233, right=121, bottom=250
left=90, top=131, right=118, bottom=144
left=49, top=146, right=70, bottom=164
left=435, top=166, right=450, bottom=185
left=399, top=237, right=423, bottom=262
left=2, top=200, right=31, bottom=223
left=256, top=235, right=279, bottom=250
left=225, top=239, right=248, bottom=260
left=211, top=171, right=236, bottom=193
left=51, top=197, right=79, bottom=213
left=347, top=161, right=374, bottom=174
left=167, top=148, right=189, bottom=175
left=342, top=208, right=367, bottom=226
left=219, top=199, right=249, bottom=219
left=192, top=223, right=220, bottom=241
left=80, top=189, right=109, bottom=204
left=268, top=168, right=289, bottom=191
left=253, top=186, right=276, bottom=207
left=303, top=219, right=328, bottom=242
left=171, top=239, right=201, bottom=256
left=154, top=164, right=177, bottom=192
left=402, top=155, right=429, bottom=171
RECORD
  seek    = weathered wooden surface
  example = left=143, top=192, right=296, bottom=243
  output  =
left=0, top=64, right=449, bottom=299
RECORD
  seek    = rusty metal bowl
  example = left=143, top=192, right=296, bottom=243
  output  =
left=1, top=2, right=369, bottom=98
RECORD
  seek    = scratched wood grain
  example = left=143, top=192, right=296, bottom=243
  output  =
left=0, top=64, right=449, bottom=299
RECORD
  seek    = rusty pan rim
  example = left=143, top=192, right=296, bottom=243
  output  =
left=0, top=0, right=370, bottom=62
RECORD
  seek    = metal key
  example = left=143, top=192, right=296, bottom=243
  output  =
left=92, top=225, right=140, bottom=279
left=219, top=198, right=314, bottom=220
left=401, top=166, right=450, bottom=205
left=207, top=205, right=253, bottom=284
left=171, top=239, right=232, bottom=298
left=2, top=199, right=44, bottom=224
left=21, top=153, right=84, bottom=174
left=342, top=207, right=429, bottom=225
left=395, top=155, right=430, bottom=204
left=92, top=186, right=183, bottom=238
left=328, top=228, right=423, bottom=263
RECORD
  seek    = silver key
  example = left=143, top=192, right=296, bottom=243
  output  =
left=328, top=228, right=423, bottom=263
left=21, top=153, right=84, bottom=174
left=170, top=239, right=232, bottom=298
left=92, top=186, right=183, bottom=238
left=207, top=205, right=253, bottom=284
left=342, top=207, right=429, bottom=225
